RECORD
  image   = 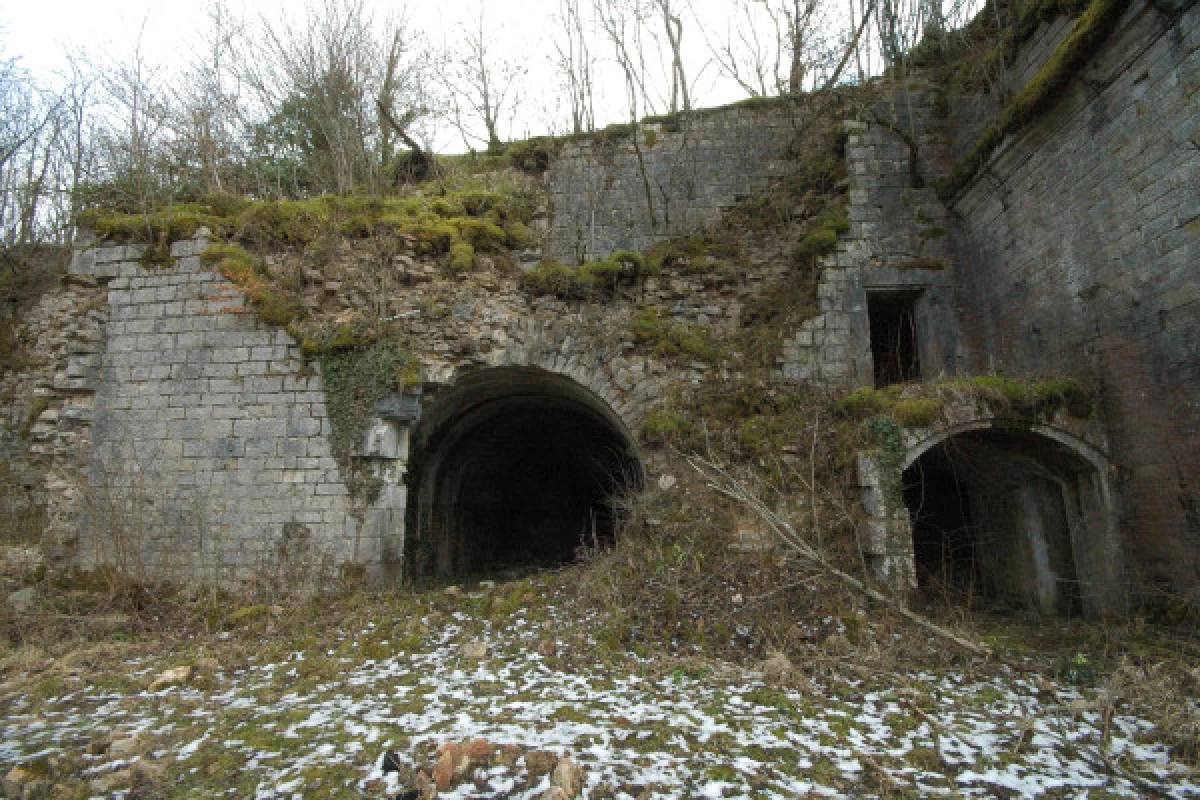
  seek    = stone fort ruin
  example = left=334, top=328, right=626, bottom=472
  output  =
left=9, top=0, right=1198, bottom=614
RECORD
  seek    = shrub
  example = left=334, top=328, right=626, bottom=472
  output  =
left=503, top=220, right=534, bottom=249
left=644, top=411, right=694, bottom=445
left=253, top=290, right=302, bottom=327
left=448, top=241, right=476, bottom=274
left=836, top=387, right=894, bottom=418
left=631, top=308, right=721, bottom=362
left=520, top=261, right=581, bottom=298
left=796, top=228, right=839, bottom=260
left=892, top=397, right=943, bottom=427
left=578, top=258, right=623, bottom=289
left=506, top=137, right=557, bottom=173
left=411, top=221, right=457, bottom=254
left=454, top=218, right=507, bottom=252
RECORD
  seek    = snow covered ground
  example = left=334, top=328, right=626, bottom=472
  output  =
left=1, top=584, right=1197, bottom=799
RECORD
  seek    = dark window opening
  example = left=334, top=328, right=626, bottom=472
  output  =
left=868, top=290, right=921, bottom=387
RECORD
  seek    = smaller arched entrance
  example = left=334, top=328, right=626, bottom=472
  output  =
left=408, top=367, right=644, bottom=580
left=901, top=424, right=1121, bottom=616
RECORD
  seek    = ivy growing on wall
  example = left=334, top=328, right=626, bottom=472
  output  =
left=309, top=323, right=420, bottom=503
left=865, top=415, right=907, bottom=507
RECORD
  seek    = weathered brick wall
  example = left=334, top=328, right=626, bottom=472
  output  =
left=71, top=238, right=372, bottom=587
left=950, top=1, right=1200, bottom=599
left=546, top=104, right=801, bottom=262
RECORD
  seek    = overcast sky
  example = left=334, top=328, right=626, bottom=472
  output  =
left=2, top=0, right=772, bottom=147
left=2, top=1, right=981, bottom=151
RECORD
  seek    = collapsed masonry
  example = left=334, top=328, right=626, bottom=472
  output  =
left=7, top=0, right=1197, bottom=612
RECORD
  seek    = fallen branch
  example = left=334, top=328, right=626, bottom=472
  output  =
left=687, top=454, right=993, bottom=657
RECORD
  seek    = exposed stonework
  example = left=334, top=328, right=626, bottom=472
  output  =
left=63, top=234, right=674, bottom=586
left=0, top=274, right=108, bottom=571
left=855, top=397, right=1121, bottom=613
left=2, top=0, right=1192, bottom=608
left=546, top=104, right=802, bottom=263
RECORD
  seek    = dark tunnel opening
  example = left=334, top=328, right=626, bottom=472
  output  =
left=902, top=429, right=1098, bottom=616
left=410, top=368, right=643, bottom=581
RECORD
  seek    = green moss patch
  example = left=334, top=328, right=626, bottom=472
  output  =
left=630, top=308, right=721, bottom=362
left=82, top=186, right=537, bottom=271
left=835, top=375, right=1097, bottom=427
left=521, top=252, right=653, bottom=300
left=202, top=244, right=303, bottom=328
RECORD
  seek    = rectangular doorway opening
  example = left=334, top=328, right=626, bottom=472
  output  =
left=868, top=289, right=921, bottom=387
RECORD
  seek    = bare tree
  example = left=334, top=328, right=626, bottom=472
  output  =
left=553, top=0, right=597, bottom=135
left=592, top=0, right=654, bottom=121
left=0, top=58, right=56, bottom=245
left=83, top=20, right=176, bottom=223
left=701, top=0, right=824, bottom=98
left=57, top=55, right=100, bottom=242
left=171, top=1, right=249, bottom=196
left=376, top=22, right=436, bottom=181
left=242, top=0, right=430, bottom=195
left=653, top=0, right=690, bottom=112
left=437, top=2, right=526, bottom=152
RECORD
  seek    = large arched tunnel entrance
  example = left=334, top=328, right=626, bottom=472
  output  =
left=409, top=368, right=643, bottom=580
left=901, top=427, right=1121, bottom=616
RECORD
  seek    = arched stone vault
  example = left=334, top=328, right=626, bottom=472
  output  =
left=357, top=350, right=647, bottom=583
left=856, top=409, right=1124, bottom=616
left=407, top=366, right=644, bottom=579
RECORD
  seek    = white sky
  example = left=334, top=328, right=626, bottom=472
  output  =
left=0, top=0, right=793, bottom=151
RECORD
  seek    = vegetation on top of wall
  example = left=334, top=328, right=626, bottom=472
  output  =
left=548, top=95, right=798, bottom=153
left=84, top=185, right=537, bottom=254
left=937, top=0, right=1128, bottom=201
left=909, top=0, right=1096, bottom=83
left=835, top=374, right=1097, bottom=426
left=501, top=137, right=560, bottom=173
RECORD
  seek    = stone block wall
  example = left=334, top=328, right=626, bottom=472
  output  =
left=949, top=1, right=1200, bottom=599
left=71, top=237, right=371, bottom=587
left=780, top=86, right=966, bottom=387
left=546, top=103, right=802, bottom=263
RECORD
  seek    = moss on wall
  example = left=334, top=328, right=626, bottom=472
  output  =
left=520, top=251, right=653, bottom=299
left=630, top=308, right=722, bottom=363
left=81, top=183, right=538, bottom=267
left=835, top=375, right=1097, bottom=427
left=938, top=0, right=1129, bottom=200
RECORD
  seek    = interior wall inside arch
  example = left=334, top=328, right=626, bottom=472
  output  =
left=902, top=430, right=1116, bottom=616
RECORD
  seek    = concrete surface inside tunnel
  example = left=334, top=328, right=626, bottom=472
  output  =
left=409, top=368, right=643, bottom=580
left=901, top=428, right=1120, bottom=616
